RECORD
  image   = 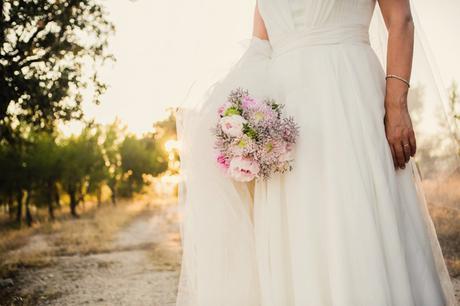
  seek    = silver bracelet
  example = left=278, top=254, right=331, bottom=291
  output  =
left=385, top=74, right=411, bottom=88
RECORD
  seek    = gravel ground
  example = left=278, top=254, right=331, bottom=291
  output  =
left=7, top=203, right=181, bottom=306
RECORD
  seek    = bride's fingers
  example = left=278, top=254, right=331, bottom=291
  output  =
left=389, top=144, right=397, bottom=168
left=402, top=141, right=411, bottom=162
left=409, top=130, right=417, bottom=156
left=393, top=143, right=406, bottom=169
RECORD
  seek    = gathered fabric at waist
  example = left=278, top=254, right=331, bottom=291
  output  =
left=270, top=24, right=370, bottom=58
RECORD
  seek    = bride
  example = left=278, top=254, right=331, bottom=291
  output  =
left=176, top=0, right=457, bottom=305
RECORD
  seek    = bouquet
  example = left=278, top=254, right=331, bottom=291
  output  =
left=213, top=88, right=299, bottom=182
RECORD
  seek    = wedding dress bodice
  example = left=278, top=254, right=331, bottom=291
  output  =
left=259, top=0, right=376, bottom=56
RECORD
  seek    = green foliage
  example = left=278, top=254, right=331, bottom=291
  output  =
left=60, top=123, right=105, bottom=216
left=0, top=118, right=170, bottom=222
left=0, top=137, right=27, bottom=197
left=119, top=134, right=168, bottom=197
left=243, top=123, right=257, bottom=140
left=25, top=131, right=61, bottom=207
left=101, top=119, right=125, bottom=205
left=0, top=0, right=114, bottom=140
left=224, top=107, right=241, bottom=116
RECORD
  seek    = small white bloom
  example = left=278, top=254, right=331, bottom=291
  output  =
left=220, top=115, right=247, bottom=138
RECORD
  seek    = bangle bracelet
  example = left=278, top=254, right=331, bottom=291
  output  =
left=385, top=74, right=411, bottom=88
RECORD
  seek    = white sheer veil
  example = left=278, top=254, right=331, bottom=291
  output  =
left=176, top=37, right=272, bottom=305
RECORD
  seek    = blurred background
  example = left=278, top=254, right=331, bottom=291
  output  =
left=0, top=0, right=459, bottom=305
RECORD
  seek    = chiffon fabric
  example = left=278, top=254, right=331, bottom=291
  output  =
left=176, top=0, right=457, bottom=305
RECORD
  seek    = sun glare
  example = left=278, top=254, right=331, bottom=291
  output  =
left=165, top=139, right=180, bottom=153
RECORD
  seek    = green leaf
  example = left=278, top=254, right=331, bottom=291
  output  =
left=243, top=123, right=257, bottom=140
left=224, top=107, right=242, bottom=116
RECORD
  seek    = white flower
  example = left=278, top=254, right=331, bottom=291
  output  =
left=220, top=115, right=247, bottom=138
left=229, top=157, right=260, bottom=182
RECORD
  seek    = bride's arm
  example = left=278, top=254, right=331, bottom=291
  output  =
left=378, top=0, right=416, bottom=170
left=253, top=2, right=269, bottom=40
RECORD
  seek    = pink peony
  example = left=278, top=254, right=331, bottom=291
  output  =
left=229, top=157, right=260, bottom=182
left=216, top=154, right=230, bottom=171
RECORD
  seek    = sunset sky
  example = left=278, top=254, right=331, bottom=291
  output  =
left=65, top=0, right=460, bottom=135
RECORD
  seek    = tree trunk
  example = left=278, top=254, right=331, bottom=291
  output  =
left=16, top=190, right=23, bottom=223
left=78, top=184, right=86, bottom=212
left=128, top=178, right=134, bottom=198
left=48, top=201, right=55, bottom=220
left=110, top=186, right=117, bottom=206
left=54, top=185, right=61, bottom=207
left=47, top=181, right=55, bottom=220
left=25, top=189, right=33, bottom=227
left=96, top=186, right=102, bottom=207
left=69, top=187, right=79, bottom=218
left=8, top=195, right=14, bottom=219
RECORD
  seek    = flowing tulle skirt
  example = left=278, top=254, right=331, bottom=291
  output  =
left=176, top=38, right=456, bottom=306
left=254, top=42, right=454, bottom=306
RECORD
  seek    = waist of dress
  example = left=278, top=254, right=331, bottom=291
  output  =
left=270, top=24, right=370, bottom=58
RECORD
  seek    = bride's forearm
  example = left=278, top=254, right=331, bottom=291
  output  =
left=384, top=15, right=414, bottom=109
left=378, top=0, right=417, bottom=168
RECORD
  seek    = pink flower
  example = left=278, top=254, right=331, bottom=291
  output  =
left=218, top=101, right=232, bottom=116
left=241, top=95, right=258, bottom=110
left=249, top=103, right=276, bottom=124
left=216, top=154, right=230, bottom=170
left=229, top=157, right=260, bottom=182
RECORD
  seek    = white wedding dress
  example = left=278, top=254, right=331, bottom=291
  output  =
left=176, top=0, right=457, bottom=305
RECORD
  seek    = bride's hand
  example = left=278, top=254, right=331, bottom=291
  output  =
left=384, top=86, right=417, bottom=170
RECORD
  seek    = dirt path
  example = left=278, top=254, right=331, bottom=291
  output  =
left=9, top=202, right=181, bottom=306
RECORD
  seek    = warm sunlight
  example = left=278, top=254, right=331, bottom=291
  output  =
left=1, top=0, right=459, bottom=305
left=165, top=139, right=180, bottom=153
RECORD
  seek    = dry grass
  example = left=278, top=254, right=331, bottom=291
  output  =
left=424, top=173, right=460, bottom=277
left=0, top=197, right=153, bottom=279
left=46, top=199, right=150, bottom=256
left=423, top=172, right=460, bottom=209
left=0, top=222, right=48, bottom=279
left=0, top=226, right=35, bottom=258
